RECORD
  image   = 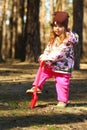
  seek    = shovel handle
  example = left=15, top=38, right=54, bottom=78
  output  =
left=40, top=61, right=45, bottom=68
left=30, top=61, right=44, bottom=109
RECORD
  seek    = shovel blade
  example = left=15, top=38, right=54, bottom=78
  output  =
left=30, top=93, right=38, bottom=109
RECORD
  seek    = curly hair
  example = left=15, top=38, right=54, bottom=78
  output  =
left=48, top=29, right=67, bottom=46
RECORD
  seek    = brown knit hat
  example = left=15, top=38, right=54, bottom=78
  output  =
left=52, top=11, right=69, bottom=30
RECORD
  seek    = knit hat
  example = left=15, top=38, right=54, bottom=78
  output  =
left=52, top=11, right=69, bottom=30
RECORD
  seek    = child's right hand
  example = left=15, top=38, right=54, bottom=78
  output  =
left=45, top=60, right=52, bottom=67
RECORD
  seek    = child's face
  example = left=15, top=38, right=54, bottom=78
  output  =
left=53, top=24, right=65, bottom=36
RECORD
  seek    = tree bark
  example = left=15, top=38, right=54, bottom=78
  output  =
left=16, top=0, right=25, bottom=59
left=83, top=0, right=87, bottom=59
left=73, top=0, right=83, bottom=69
left=26, top=0, right=41, bottom=62
left=11, top=0, right=17, bottom=59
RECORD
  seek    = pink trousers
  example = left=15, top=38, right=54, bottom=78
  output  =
left=32, top=67, right=71, bottom=103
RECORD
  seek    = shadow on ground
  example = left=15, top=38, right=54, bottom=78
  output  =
left=0, top=112, right=87, bottom=129
left=0, top=61, right=87, bottom=130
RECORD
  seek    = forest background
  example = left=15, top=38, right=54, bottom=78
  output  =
left=0, top=0, right=86, bottom=69
left=0, top=0, right=87, bottom=130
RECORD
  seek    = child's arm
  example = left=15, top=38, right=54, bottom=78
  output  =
left=39, top=44, right=51, bottom=61
left=39, top=45, right=67, bottom=62
left=39, top=31, right=79, bottom=62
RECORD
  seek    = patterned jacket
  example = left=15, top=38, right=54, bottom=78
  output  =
left=40, top=31, right=79, bottom=74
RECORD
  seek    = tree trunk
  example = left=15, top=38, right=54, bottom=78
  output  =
left=39, top=0, right=46, bottom=51
left=26, top=0, right=41, bottom=62
left=50, top=0, right=54, bottom=20
left=20, top=0, right=29, bottom=61
left=11, top=0, right=17, bottom=59
left=1, top=0, right=7, bottom=61
left=16, top=0, right=25, bottom=59
left=73, top=0, right=83, bottom=70
left=83, top=0, right=87, bottom=60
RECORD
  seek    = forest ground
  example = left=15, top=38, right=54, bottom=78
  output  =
left=0, top=59, right=87, bottom=130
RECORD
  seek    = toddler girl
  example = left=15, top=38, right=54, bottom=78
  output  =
left=26, top=11, right=79, bottom=107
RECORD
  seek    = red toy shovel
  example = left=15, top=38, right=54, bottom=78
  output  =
left=30, top=61, right=44, bottom=109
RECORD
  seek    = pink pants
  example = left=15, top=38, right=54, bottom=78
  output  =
left=32, top=67, right=71, bottom=103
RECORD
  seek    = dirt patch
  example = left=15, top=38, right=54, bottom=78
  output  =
left=0, top=61, right=87, bottom=130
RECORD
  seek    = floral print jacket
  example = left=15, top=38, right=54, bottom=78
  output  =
left=40, top=31, right=79, bottom=74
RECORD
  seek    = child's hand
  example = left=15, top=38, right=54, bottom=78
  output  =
left=46, top=60, right=52, bottom=66
left=39, top=54, right=48, bottom=61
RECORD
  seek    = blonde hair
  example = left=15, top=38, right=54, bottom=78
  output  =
left=48, top=29, right=67, bottom=46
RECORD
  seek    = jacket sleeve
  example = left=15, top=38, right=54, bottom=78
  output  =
left=67, top=31, right=79, bottom=45
left=39, top=31, right=79, bottom=62
left=46, top=46, right=68, bottom=62
left=39, top=44, right=63, bottom=62
left=39, top=44, right=51, bottom=61
left=40, top=45, right=68, bottom=62
left=40, top=44, right=70, bottom=62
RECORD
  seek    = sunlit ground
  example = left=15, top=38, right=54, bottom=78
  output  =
left=0, top=61, right=87, bottom=130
